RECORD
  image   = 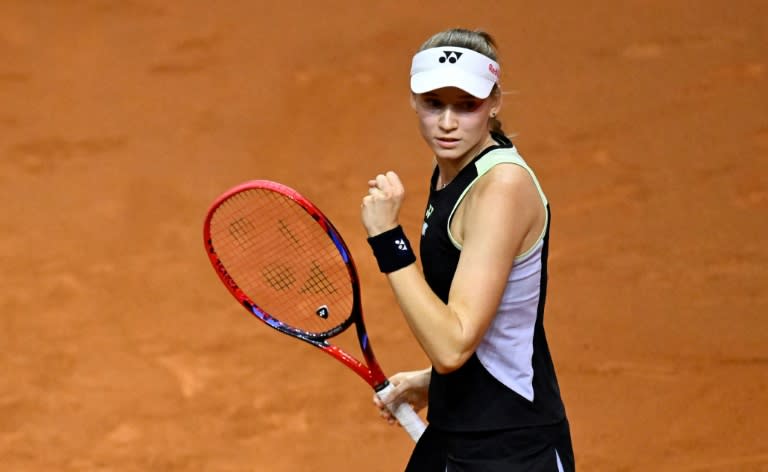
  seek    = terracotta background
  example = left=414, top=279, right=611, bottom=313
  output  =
left=1, top=1, right=766, bottom=470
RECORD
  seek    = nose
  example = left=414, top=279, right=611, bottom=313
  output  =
left=438, top=107, right=458, bottom=131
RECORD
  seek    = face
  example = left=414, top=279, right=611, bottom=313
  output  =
left=411, top=87, right=500, bottom=162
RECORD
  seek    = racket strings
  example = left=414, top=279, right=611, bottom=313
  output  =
left=210, top=188, right=353, bottom=335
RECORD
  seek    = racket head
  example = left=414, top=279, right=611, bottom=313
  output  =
left=203, top=180, right=360, bottom=341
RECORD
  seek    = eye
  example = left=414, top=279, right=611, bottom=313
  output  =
left=423, top=97, right=444, bottom=110
left=456, top=100, right=482, bottom=112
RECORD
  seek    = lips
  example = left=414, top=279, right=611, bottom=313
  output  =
left=436, top=137, right=460, bottom=148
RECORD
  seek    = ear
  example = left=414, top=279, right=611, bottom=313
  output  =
left=489, top=88, right=503, bottom=117
left=409, top=93, right=417, bottom=111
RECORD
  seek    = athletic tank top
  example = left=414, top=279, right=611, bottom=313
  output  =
left=420, top=137, right=566, bottom=431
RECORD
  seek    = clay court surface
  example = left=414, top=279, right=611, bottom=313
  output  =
left=1, top=1, right=767, bottom=470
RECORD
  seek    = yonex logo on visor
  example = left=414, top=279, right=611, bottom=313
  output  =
left=439, top=51, right=463, bottom=64
left=410, top=46, right=500, bottom=99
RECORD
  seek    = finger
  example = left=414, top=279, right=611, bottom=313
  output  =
left=378, top=384, right=404, bottom=406
left=378, top=405, right=396, bottom=422
left=375, top=173, right=391, bottom=192
left=372, top=393, right=384, bottom=408
left=385, top=171, right=404, bottom=193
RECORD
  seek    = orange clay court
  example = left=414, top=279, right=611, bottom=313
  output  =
left=1, top=1, right=766, bottom=471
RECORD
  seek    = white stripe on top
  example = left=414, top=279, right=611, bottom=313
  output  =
left=447, top=147, right=549, bottom=401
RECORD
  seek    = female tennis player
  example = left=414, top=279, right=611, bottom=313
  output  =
left=360, top=28, right=575, bottom=471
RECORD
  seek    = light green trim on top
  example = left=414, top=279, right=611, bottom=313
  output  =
left=447, top=147, right=549, bottom=260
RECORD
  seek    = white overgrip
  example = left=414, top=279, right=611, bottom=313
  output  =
left=376, top=382, right=427, bottom=442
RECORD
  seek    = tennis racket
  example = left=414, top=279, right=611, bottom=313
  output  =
left=203, top=180, right=426, bottom=442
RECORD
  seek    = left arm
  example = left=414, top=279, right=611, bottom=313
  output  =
left=361, top=167, right=541, bottom=373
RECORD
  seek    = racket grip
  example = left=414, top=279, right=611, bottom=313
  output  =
left=376, top=382, right=427, bottom=442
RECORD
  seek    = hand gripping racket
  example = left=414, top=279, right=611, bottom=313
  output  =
left=203, top=180, right=426, bottom=441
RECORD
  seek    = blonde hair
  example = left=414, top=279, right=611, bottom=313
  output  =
left=417, top=28, right=505, bottom=136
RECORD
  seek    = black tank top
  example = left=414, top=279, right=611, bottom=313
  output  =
left=420, top=136, right=567, bottom=431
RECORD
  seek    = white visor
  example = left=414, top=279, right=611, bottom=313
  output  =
left=410, top=46, right=500, bottom=99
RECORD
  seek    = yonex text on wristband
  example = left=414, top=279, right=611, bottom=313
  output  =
left=367, top=225, right=416, bottom=274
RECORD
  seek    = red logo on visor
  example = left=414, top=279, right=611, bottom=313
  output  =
left=488, top=63, right=500, bottom=78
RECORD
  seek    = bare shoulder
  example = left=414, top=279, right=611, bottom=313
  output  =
left=462, top=162, right=544, bottom=240
left=453, top=162, right=544, bottom=248
left=469, top=163, right=539, bottom=204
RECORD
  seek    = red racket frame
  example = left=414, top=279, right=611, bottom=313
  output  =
left=203, top=180, right=389, bottom=391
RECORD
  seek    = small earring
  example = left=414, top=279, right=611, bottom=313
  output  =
left=491, top=112, right=497, bottom=118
